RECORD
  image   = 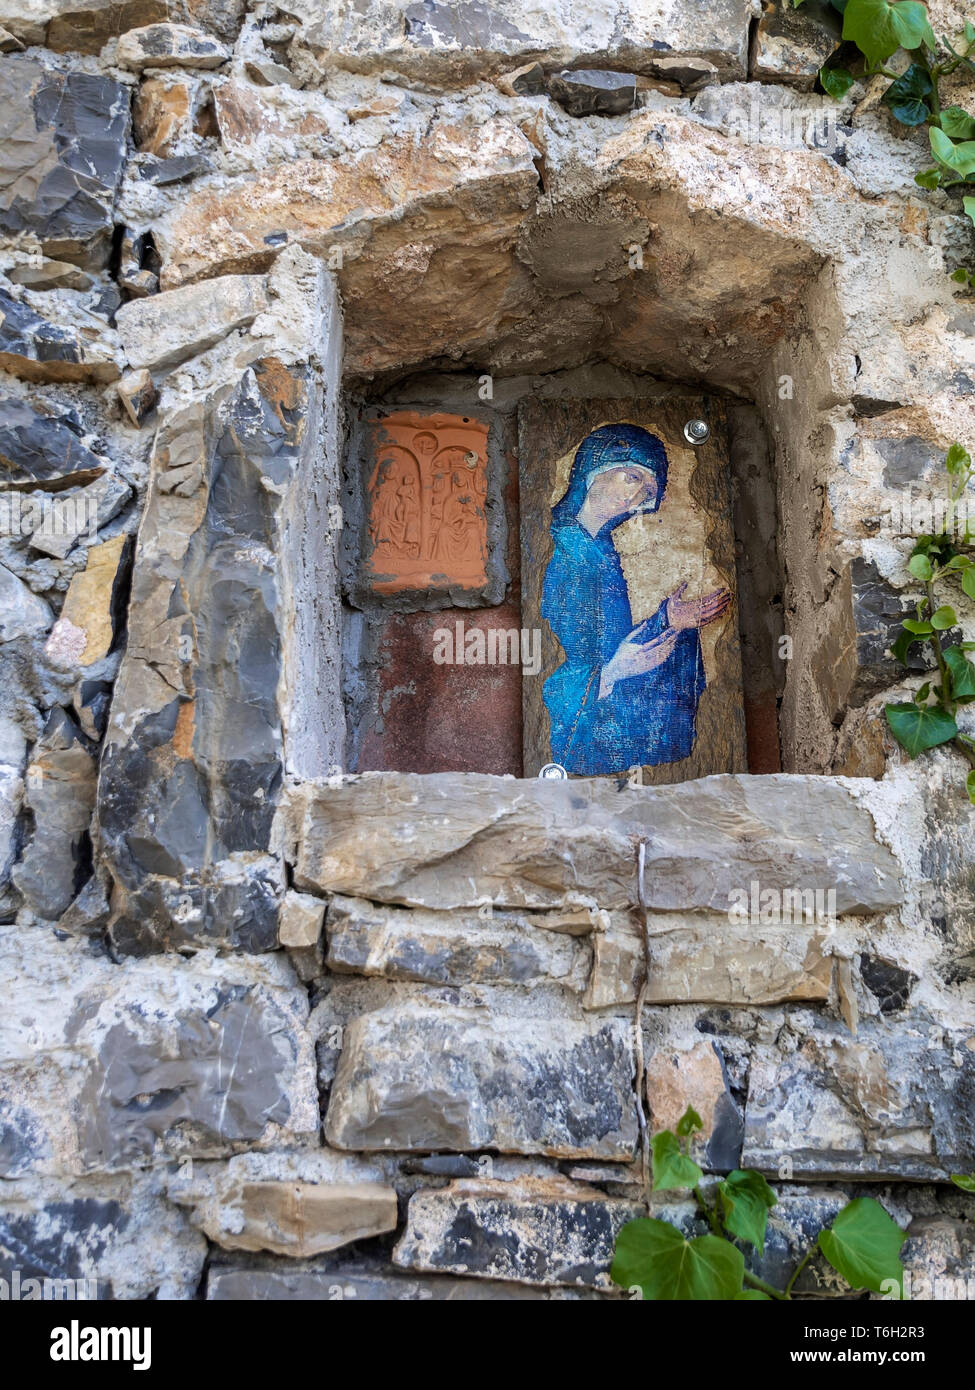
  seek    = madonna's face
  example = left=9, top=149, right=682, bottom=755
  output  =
left=585, top=463, right=658, bottom=521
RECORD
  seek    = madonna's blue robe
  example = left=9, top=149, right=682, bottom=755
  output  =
left=541, top=519, right=704, bottom=774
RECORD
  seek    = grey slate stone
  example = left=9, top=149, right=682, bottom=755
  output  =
left=304, top=0, right=753, bottom=81
left=0, top=400, right=104, bottom=492
left=1, top=924, right=318, bottom=1177
left=859, top=954, right=917, bottom=1014
left=393, top=1176, right=643, bottom=1288
left=0, top=289, right=120, bottom=384
left=97, top=361, right=314, bottom=952
left=78, top=986, right=302, bottom=1168
left=0, top=563, right=53, bottom=642
left=0, top=59, right=130, bottom=269
left=0, top=1173, right=205, bottom=1299
left=548, top=69, right=638, bottom=117
left=10, top=706, right=95, bottom=920
left=750, top=0, right=841, bottom=89
left=873, top=436, right=944, bottom=489
left=742, top=1017, right=975, bottom=1180
left=139, top=153, right=209, bottom=186
left=847, top=557, right=948, bottom=696
left=324, top=893, right=590, bottom=990
left=325, top=1003, right=638, bottom=1159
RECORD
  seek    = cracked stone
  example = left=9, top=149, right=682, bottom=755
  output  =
left=44, top=533, right=128, bottom=668
left=393, top=1176, right=643, bottom=1288
left=292, top=772, right=902, bottom=914
left=10, top=707, right=95, bottom=920
left=742, top=1018, right=975, bottom=1180
left=751, top=1, right=841, bottom=90
left=115, top=274, right=268, bottom=371
left=324, top=1003, right=638, bottom=1159
left=0, top=397, right=106, bottom=492
left=0, top=562, right=53, bottom=641
left=116, top=368, right=157, bottom=427
left=27, top=471, right=131, bottom=559
left=117, top=22, right=230, bottom=70
left=548, top=69, right=638, bottom=117
left=0, top=58, right=129, bottom=269
left=325, top=893, right=590, bottom=990
left=0, top=289, right=121, bottom=384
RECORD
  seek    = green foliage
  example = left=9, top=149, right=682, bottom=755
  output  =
left=804, top=1, right=975, bottom=274
left=675, top=1105, right=704, bottom=1137
left=882, top=62, right=932, bottom=123
left=820, top=65, right=856, bottom=96
left=651, top=1129, right=704, bottom=1192
left=717, top=1169, right=778, bottom=1252
left=883, top=702, right=957, bottom=754
left=944, top=644, right=975, bottom=699
left=611, top=1108, right=907, bottom=1300
left=951, top=1172, right=975, bottom=1191
left=817, top=1199, right=907, bottom=1294
left=611, top=1219, right=745, bottom=1300
left=885, top=445, right=975, bottom=794
left=841, top=0, right=935, bottom=63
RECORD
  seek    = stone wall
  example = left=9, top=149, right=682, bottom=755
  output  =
left=1, top=0, right=975, bottom=1299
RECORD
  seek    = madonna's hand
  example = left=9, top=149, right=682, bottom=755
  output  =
left=666, top=581, right=732, bottom=631
left=598, top=626, right=679, bottom=699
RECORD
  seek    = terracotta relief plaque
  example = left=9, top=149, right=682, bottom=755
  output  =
left=519, top=397, right=747, bottom=784
left=361, top=410, right=490, bottom=595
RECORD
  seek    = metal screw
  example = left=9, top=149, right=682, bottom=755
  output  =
left=683, top=418, right=710, bottom=445
left=538, top=762, right=568, bottom=780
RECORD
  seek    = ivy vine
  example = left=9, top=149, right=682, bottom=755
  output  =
left=611, top=1107, right=907, bottom=1299
left=884, top=444, right=975, bottom=800
left=796, top=0, right=975, bottom=270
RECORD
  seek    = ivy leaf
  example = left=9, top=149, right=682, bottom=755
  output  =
left=882, top=63, right=932, bottom=124
left=944, top=554, right=973, bottom=569
left=953, top=1173, right=975, bottom=1190
left=963, top=567, right=975, bottom=599
left=914, top=680, right=931, bottom=703
left=611, top=1218, right=745, bottom=1300
left=675, top=1105, right=704, bottom=1137
left=843, top=0, right=936, bottom=63
left=944, top=645, right=975, bottom=701
left=909, top=552, right=933, bottom=580
left=821, top=65, right=856, bottom=98
left=734, top=1289, right=772, bottom=1300
left=965, top=197, right=975, bottom=231
left=651, top=1130, right=704, bottom=1192
left=718, top=1170, right=778, bottom=1253
left=902, top=619, right=933, bottom=633
left=915, top=166, right=942, bottom=188
left=968, top=771, right=975, bottom=805
left=941, top=106, right=975, bottom=140
left=817, top=1198, right=906, bottom=1295
left=930, top=127, right=975, bottom=177
left=946, top=442, right=972, bottom=473
left=891, top=628, right=917, bottom=664
left=931, top=604, right=958, bottom=629
left=885, top=702, right=958, bottom=755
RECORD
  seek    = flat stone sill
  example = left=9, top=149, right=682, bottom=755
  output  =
left=285, top=770, right=902, bottom=914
